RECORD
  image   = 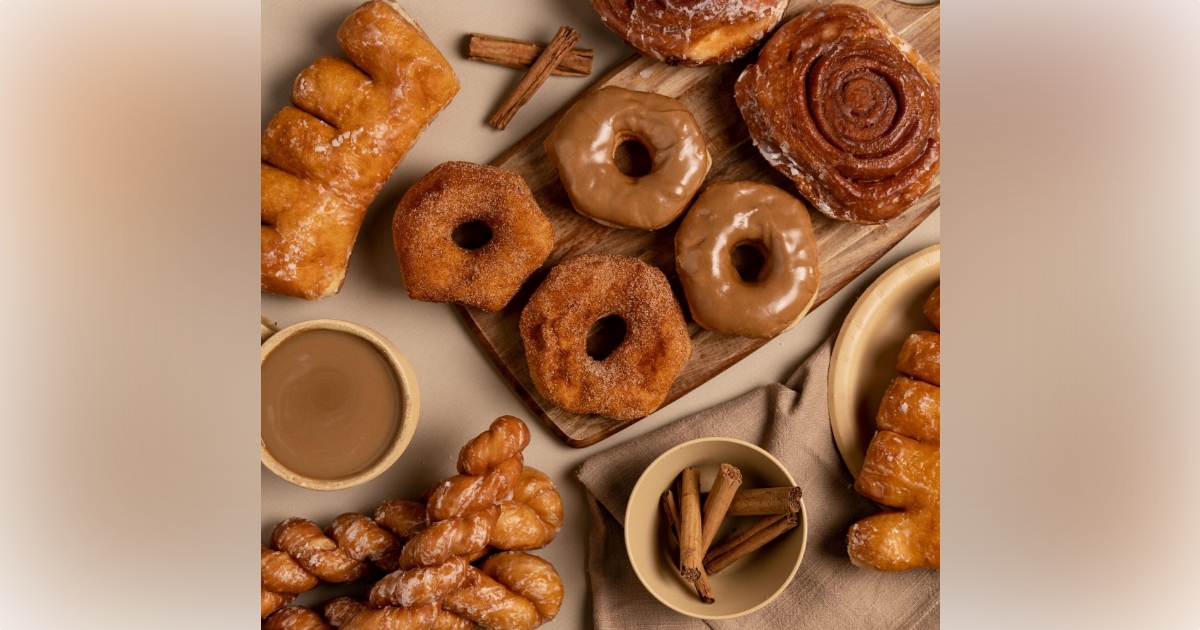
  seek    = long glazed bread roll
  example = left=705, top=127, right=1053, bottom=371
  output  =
left=260, top=418, right=556, bottom=618
left=735, top=5, right=940, bottom=224
left=261, top=0, right=459, bottom=299
left=848, top=286, right=942, bottom=571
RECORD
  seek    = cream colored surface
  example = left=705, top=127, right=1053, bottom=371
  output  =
left=829, top=245, right=940, bottom=478
left=625, top=438, right=806, bottom=619
left=261, top=318, right=420, bottom=491
left=261, top=1, right=939, bottom=626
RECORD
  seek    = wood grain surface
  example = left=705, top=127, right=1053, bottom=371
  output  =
left=456, top=0, right=940, bottom=448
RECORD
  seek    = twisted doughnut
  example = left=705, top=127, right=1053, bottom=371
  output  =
left=261, top=417, right=535, bottom=618
left=265, top=552, right=563, bottom=630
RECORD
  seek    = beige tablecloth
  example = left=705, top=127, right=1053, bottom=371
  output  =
left=577, top=338, right=939, bottom=629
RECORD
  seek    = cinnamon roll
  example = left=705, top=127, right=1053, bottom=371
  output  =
left=735, top=5, right=940, bottom=224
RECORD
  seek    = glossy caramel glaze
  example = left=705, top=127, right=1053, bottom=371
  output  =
left=544, top=86, right=710, bottom=230
left=675, top=181, right=820, bottom=339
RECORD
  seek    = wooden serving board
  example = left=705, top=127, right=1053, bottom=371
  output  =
left=456, top=0, right=940, bottom=448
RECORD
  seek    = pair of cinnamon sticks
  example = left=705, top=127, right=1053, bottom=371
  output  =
left=660, top=464, right=802, bottom=603
left=468, top=30, right=593, bottom=130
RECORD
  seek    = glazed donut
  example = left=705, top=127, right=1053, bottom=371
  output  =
left=393, top=162, right=554, bottom=312
left=520, top=254, right=691, bottom=420
left=675, top=180, right=820, bottom=339
left=735, top=5, right=940, bottom=224
left=544, top=87, right=710, bottom=230
left=590, top=0, right=788, bottom=66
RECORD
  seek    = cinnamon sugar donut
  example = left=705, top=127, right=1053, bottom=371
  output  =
left=520, top=254, right=691, bottom=420
left=544, top=87, right=710, bottom=230
left=590, top=0, right=788, bottom=66
left=735, top=5, right=940, bottom=224
left=393, top=162, right=554, bottom=312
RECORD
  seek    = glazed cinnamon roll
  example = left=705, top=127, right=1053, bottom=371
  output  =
left=590, top=0, right=788, bottom=66
left=735, top=5, right=940, bottom=224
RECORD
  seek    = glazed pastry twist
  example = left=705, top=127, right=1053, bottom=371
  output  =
left=265, top=552, right=563, bottom=630
left=261, top=417, right=537, bottom=618
left=735, top=5, right=940, bottom=224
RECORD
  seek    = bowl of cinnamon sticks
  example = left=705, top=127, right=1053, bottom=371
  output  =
left=625, top=437, right=807, bottom=619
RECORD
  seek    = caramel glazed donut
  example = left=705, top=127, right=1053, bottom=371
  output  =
left=735, top=5, right=940, bottom=224
left=393, top=162, right=554, bottom=312
left=520, top=254, right=691, bottom=421
left=544, top=86, right=710, bottom=231
left=590, top=0, right=789, bottom=66
left=675, top=181, right=820, bottom=339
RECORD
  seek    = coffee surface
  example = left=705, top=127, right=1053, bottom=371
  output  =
left=262, top=329, right=401, bottom=480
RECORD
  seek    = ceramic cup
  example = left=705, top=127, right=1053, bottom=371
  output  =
left=260, top=317, right=420, bottom=491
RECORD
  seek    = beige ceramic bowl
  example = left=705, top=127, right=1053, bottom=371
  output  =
left=260, top=318, right=420, bottom=491
left=625, top=437, right=807, bottom=619
left=829, top=244, right=939, bottom=477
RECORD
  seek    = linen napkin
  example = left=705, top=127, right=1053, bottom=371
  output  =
left=577, top=337, right=939, bottom=629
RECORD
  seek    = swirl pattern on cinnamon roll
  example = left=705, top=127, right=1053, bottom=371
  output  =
left=591, top=0, right=788, bottom=66
left=735, top=5, right=940, bottom=224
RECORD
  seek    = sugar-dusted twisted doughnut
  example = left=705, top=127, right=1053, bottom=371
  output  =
left=265, top=552, right=563, bottom=630
left=261, top=416, right=534, bottom=618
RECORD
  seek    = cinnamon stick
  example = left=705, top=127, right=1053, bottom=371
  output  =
left=678, top=468, right=704, bottom=584
left=727, top=486, right=802, bottom=516
left=467, top=33, right=593, bottom=77
left=704, top=512, right=800, bottom=575
left=488, top=26, right=580, bottom=130
left=699, top=464, right=742, bottom=553
left=661, top=490, right=714, bottom=604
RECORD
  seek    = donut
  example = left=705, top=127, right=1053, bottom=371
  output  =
left=675, top=180, right=820, bottom=339
left=392, top=162, right=554, bottom=312
left=544, top=87, right=710, bottom=231
left=590, top=0, right=788, bottom=66
left=519, top=254, right=691, bottom=420
left=734, top=5, right=940, bottom=224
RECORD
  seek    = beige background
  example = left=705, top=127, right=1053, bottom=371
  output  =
left=260, top=1, right=938, bottom=626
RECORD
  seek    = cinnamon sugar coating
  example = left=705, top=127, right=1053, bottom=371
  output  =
left=735, top=5, right=940, bottom=224
left=520, top=254, right=692, bottom=420
left=590, top=0, right=788, bottom=66
left=393, top=162, right=554, bottom=312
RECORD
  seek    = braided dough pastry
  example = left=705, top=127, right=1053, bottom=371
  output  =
left=265, top=552, right=563, bottom=630
left=261, top=0, right=459, bottom=299
left=393, top=162, right=555, bottom=311
left=590, top=0, right=788, bottom=66
left=735, top=5, right=940, bottom=224
left=261, top=418, right=561, bottom=618
left=848, top=285, right=941, bottom=570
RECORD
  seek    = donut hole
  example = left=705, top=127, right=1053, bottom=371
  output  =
left=731, top=240, right=769, bottom=283
left=586, top=315, right=628, bottom=361
left=613, top=138, right=654, bottom=178
left=451, top=221, right=494, bottom=250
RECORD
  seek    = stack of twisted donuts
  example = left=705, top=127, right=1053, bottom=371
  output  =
left=262, top=416, right=565, bottom=630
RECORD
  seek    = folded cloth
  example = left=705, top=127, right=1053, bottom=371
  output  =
left=577, top=337, right=939, bottom=630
